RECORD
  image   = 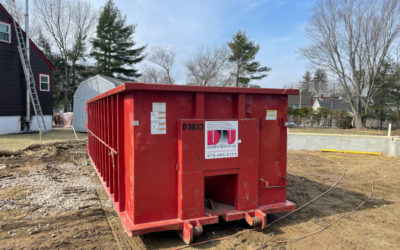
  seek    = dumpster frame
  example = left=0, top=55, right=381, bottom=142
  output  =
left=87, top=82, right=298, bottom=244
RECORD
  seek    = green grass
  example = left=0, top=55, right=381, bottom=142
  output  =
left=0, top=128, right=87, bottom=151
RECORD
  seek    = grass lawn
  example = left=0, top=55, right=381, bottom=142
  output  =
left=0, top=127, right=87, bottom=151
left=289, top=127, right=400, bottom=136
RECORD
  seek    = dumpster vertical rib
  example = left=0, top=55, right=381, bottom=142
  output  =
left=117, top=93, right=125, bottom=211
left=96, top=101, right=99, bottom=172
left=110, top=95, right=115, bottom=196
left=195, top=92, right=204, bottom=118
left=237, top=93, right=245, bottom=118
left=101, top=98, right=104, bottom=179
left=106, top=97, right=110, bottom=189
left=109, top=96, right=113, bottom=193
left=112, top=95, right=118, bottom=201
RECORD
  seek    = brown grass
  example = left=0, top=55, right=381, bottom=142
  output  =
left=0, top=128, right=87, bottom=151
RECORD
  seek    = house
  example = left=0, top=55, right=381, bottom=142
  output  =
left=312, top=95, right=351, bottom=113
left=288, top=90, right=313, bottom=109
left=73, top=75, right=123, bottom=132
left=0, top=4, right=54, bottom=135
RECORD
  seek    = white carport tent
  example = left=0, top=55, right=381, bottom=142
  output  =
left=72, top=75, right=123, bottom=132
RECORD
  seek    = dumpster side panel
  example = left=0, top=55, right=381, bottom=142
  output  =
left=204, top=93, right=236, bottom=119
left=245, top=94, right=288, bottom=205
left=123, top=94, right=135, bottom=223
left=132, top=91, right=195, bottom=224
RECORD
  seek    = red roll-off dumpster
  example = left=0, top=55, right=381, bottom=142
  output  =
left=86, top=82, right=298, bottom=244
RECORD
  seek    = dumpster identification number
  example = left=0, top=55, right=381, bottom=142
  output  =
left=205, top=121, right=238, bottom=159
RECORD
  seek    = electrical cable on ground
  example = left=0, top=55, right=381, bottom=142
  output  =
left=173, top=168, right=347, bottom=250
left=256, top=170, right=374, bottom=248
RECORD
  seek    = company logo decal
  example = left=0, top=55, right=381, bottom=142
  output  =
left=205, top=121, right=238, bottom=159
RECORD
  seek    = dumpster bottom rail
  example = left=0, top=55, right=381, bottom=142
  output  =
left=90, top=153, right=295, bottom=244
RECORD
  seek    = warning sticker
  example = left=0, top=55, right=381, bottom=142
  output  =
left=205, top=121, right=238, bottom=159
left=151, top=102, right=166, bottom=134
left=265, top=110, right=277, bottom=120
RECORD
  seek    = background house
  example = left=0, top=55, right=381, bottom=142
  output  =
left=312, top=95, right=351, bottom=113
left=73, top=75, right=123, bottom=132
left=0, top=4, right=54, bottom=135
left=288, top=90, right=313, bottom=109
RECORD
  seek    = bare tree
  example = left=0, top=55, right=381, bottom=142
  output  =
left=33, top=0, right=96, bottom=111
left=147, top=46, right=175, bottom=84
left=186, top=46, right=233, bottom=86
left=0, top=0, right=24, bottom=24
left=300, top=0, right=400, bottom=128
left=140, top=63, right=166, bottom=83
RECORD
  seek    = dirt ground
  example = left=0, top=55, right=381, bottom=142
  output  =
left=0, top=141, right=399, bottom=249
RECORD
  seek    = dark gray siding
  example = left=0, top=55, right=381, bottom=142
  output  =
left=0, top=6, right=53, bottom=117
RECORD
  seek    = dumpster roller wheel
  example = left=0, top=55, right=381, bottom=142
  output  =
left=180, top=220, right=203, bottom=244
left=245, top=210, right=267, bottom=229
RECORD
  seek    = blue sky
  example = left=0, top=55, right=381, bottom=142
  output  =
left=95, top=0, right=317, bottom=88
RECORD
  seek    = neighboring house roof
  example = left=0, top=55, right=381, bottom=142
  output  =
left=0, top=3, right=55, bottom=70
left=288, top=91, right=313, bottom=107
left=313, top=97, right=351, bottom=112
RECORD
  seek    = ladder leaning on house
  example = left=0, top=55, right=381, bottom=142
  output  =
left=12, top=19, right=47, bottom=133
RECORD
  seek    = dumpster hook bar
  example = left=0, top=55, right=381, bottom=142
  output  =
left=87, top=128, right=118, bottom=155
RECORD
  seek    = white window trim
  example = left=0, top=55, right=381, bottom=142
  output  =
left=0, top=21, right=11, bottom=44
left=39, top=74, right=50, bottom=92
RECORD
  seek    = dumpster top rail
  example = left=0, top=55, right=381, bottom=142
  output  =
left=87, top=82, right=299, bottom=104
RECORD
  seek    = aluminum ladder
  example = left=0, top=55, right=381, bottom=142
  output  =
left=13, top=19, right=47, bottom=133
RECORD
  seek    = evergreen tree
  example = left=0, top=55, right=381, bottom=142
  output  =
left=228, top=30, right=271, bottom=87
left=91, top=0, right=145, bottom=80
left=300, top=71, right=312, bottom=93
left=312, top=68, right=328, bottom=95
left=367, top=61, right=394, bottom=129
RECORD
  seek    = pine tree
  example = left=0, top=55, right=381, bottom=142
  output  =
left=312, top=69, right=328, bottom=95
left=228, top=30, right=271, bottom=87
left=300, top=71, right=312, bottom=93
left=91, top=0, right=145, bottom=80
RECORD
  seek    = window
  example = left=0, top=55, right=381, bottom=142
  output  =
left=39, top=74, right=50, bottom=92
left=0, top=21, right=11, bottom=43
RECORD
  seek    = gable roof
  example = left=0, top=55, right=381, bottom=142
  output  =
left=99, top=75, right=124, bottom=86
left=288, top=91, right=313, bottom=106
left=0, top=3, right=55, bottom=70
left=316, top=97, right=351, bottom=112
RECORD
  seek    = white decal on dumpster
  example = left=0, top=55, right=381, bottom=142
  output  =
left=265, top=110, right=277, bottom=120
left=205, top=121, right=238, bottom=159
left=151, top=102, right=166, bottom=134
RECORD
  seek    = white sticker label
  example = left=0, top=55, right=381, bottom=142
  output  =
left=152, top=102, right=166, bottom=112
left=151, top=102, right=166, bottom=134
left=266, top=110, right=277, bottom=120
left=205, top=121, right=238, bottom=159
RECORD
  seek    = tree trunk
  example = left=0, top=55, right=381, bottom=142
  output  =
left=353, top=113, right=363, bottom=129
